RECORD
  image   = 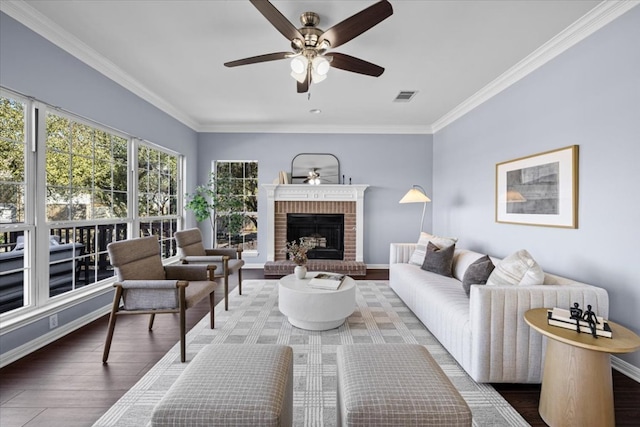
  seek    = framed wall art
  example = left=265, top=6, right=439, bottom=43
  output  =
left=496, top=145, right=578, bottom=228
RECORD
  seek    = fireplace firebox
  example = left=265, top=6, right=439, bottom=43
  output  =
left=287, top=214, right=344, bottom=260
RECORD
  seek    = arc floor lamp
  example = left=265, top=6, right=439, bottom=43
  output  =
left=399, top=185, right=431, bottom=233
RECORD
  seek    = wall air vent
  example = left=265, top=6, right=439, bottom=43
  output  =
left=393, top=91, right=418, bottom=102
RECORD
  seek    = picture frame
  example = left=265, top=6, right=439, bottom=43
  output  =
left=496, top=145, right=578, bottom=228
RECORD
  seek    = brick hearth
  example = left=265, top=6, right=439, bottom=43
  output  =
left=263, top=260, right=367, bottom=277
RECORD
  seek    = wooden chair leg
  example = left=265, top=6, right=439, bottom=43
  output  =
left=224, top=274, right=229, bottom=311
left=209, top=291, right=215, bottom=329
left=179, top=287, right=186, bottom=363
left=148, top=313, right=156, bottom=330
left=238, top=268, right=243, bottom=295
left=102, top=287, right=123, bottom=363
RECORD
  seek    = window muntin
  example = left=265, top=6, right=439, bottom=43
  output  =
left=215, top=161, right=258, bottom=250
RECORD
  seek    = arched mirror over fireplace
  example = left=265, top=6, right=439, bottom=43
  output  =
left=291, top=153, right=340, bottom=184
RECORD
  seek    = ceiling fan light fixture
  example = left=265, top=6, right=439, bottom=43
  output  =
left=290, top=70, right=307, bottom=83
left=312, top=56, right=330, bottom=75
left=311, top=70, right=327, bottom=84
left=290, top=56, right=308, bottom=74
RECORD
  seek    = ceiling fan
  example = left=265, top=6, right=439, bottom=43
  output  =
left=291, top=168, right=323, bottom=185
left=304, top=169, right=321, bottom=185
left=224, top=0, right=393, bottom=93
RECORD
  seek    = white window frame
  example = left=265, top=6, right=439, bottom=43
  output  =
left=0, top=88, right=185, bottom=329
left=213, top=160, right=258, bottom=256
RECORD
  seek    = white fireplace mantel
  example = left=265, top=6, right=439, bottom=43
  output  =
left=262, top=184, right=369, bottom=262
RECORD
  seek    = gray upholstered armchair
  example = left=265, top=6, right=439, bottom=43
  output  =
left=103, top=236, right=217, bottom=363
left=174, top=228, right=245, bottom=311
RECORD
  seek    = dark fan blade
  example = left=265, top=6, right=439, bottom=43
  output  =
left=330, top=53, right=384, bottom=77
left=297, top=68, right=310, bottom=93
left=317, top=0, right=393, bottom=49
left=224, top=52, right=290, bottom=67
left=250, top=0, right=303, bottom=42
left=297, top=77, right=309, bottom=93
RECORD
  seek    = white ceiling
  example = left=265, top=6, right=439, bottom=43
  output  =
left=4, top=0, right=631, bottom=134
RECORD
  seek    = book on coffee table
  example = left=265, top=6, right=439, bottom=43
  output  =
left=308, top=273, right=345, bottom=290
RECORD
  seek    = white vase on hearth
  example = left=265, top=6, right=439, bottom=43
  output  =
left=294, top=265, right=307, bottom=279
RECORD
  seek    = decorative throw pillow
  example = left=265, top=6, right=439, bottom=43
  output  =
left=409, top=232, right=458, bottom=266
left=462, top=255, right=495, bottom=296
left=421, top=241, right=455, bottom=277
left=486, top=249, right=544, bottom=286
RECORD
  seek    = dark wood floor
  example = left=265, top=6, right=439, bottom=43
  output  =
left=1, top=269, right=638, bottom=426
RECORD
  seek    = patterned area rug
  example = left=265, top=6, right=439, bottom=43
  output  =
left=93, top=280, right=530, bottom=427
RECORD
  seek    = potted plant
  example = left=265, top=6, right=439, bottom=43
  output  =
left=185, top=172, right=244, bottom=247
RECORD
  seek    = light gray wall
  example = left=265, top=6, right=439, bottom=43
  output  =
left=432, top=7, right=640, bottom=369
left=0, top=12, right=199, bottom=356
left=196, top=133, right=433, bottom=264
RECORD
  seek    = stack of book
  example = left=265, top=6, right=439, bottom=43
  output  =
left=546, top=307, right=612, bottom=338
left=308, top=273, right=345, bottom=290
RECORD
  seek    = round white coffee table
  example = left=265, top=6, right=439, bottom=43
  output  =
left=278, top=272, right=356, bottom=331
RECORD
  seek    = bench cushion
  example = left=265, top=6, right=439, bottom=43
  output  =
left=337, top=344, right=471, bottom=427
left=152, top=344, right=293, bottom=427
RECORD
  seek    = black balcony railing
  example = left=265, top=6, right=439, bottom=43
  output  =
left=0, top=220, right=176, bottom=314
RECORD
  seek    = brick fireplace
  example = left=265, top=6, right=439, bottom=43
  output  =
left=262, top=184, right=368, bottom=275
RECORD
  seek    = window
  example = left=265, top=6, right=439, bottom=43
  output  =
left=45, top=112, right=131, bottom=298
left=0, top=93, right=32, bottom=313
left=0, top=96, right=26, bottom=224
left=138, top=144, right=180, bottom=259
left=0, top=87, right=185, bottom=317
left=215, top=161, right=257, bottom=251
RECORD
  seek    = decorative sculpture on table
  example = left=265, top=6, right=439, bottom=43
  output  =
left=569, top=302, right=583, bottom=333
left=582, top=304, right=600, bottom=338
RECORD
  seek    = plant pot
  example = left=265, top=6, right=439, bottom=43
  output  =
left=294, top=265, right=307, bottom=279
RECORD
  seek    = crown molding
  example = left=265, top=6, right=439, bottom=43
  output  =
left=197, top=123, right=433, bottom=134
left=0, top=0, right=200, bottom=131
left=431, top=0, right=639, bottom=133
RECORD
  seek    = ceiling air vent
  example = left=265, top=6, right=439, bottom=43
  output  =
left=393, top=91, right=418, bottom=102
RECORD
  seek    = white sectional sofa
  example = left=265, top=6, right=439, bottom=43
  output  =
left=389, top=243, right=609, bottom=383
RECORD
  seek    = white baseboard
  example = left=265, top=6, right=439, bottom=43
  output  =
left=0, top=305, right=111, bottom=368
left=612, top=355, right=640, bottom=383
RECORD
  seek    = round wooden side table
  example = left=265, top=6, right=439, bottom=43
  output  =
left=524, top=308, right=640, bottom=427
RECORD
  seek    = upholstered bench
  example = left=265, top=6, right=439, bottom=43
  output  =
left=151, top=344, right=293, bottom=427
left=336, top=344, right=472, bottom=426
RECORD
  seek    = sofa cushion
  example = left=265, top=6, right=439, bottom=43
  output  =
left=409, top=232, right=458, bottom=266
left=462, top=255, right=494, bottom=296
left=421, top=241, right=455, bottom=277
left=486, top=249, right=544, bottom=286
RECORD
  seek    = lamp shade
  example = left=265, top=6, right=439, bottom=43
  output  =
left=311, top=70, right=327, bottom=84
left=290, top=70, right=307, bottom=83
left=312, top=56, right=330, bottom=75
left=399, top=187, right=431, bottom=203
left=290, top=56, right=308, bottom=74
left=399, top=185, right=431, bottom=233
